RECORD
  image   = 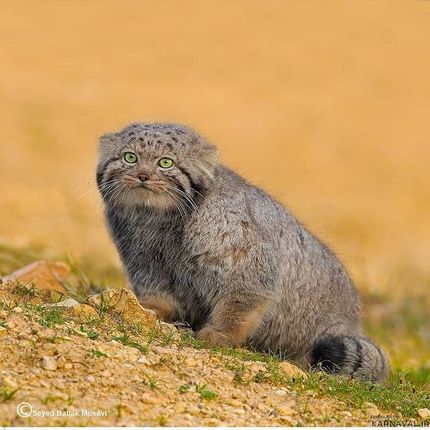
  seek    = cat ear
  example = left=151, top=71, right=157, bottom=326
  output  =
left=200, top=143, right=219, bottom=170
left=193, top=141, right=219, bottom=182
left=99, top=132, right=117, bottom=147
left=98, top=132, right=119, bottom=160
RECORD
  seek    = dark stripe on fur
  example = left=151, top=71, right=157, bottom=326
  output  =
left=179, top=166, right=199, bottom=190
left=312, top=335, right=346, bottom=373
left=312, top=335, right=389, bottom=383
left=96, top=156, right=119, bottom=188
left=178, top=166, right=206, bottom=203
left=352, top=337, right=363, bottom=374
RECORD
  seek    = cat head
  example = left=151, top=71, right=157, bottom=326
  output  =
left=97, top=123, right=219, bottom=211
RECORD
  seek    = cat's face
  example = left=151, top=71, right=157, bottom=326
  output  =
left=97, top=123, right=218, bottom=211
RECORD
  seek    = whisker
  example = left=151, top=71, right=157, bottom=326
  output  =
left=162, top=188, right=188, bottom=223
left=164, top=185, right=198, bottom=212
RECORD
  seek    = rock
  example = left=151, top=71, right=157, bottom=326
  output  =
left=279, top=361, right=308, bottom=379
left=245, top=360, right=267, bottom=374
left=6, top=314, right=30, bottom=333
left=152, top=346, right=171, bottom=355
left=46, top=299, right=99, bottom=319
left=1, top=261, right=70, bottom=294
left=137, top=356, right=150, bottom=364
left=69, top=303, right=99, bottom=318
left=274, top=389, right=288, bottom=397
left=141, top=393, right=162, bottom=404
left=364, top=402, right=380, bottom=417
left=227, top=399, right=243, bottom=407
left=116, top=347, right=140, bottom=362
left=88, top=289, right=157, bottom=326
left=46, top=298, right=80, bottom=308
left=36, top=328, right=56, bottom=340
left=277, top=402, right=295, bottom=416
left=1, top=377, right=18, bottom=389
left=12, top=306, right=23, bottom=313
left=418, top=408, right=430, bottom=419
left=42, top=355, right=58, bottom=371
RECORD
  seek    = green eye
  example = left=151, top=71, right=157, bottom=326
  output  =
left=158, top=157, right=174, bottom=169
left=124, top=152, right=138, bottom=164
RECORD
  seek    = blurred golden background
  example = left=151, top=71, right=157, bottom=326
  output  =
left=1, top=1, right=429, bottom=369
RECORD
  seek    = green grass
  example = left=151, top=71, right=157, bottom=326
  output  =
left=299, top=371, right=430, bottom=419
left=42, top=393, right=64, bottom=405
left=178, top=383, right=192, bottom=394
left=80, top=325, right=99, bottom=340
left=112, top=332, right=148, bottom=353
left=141, top=373, right=159, bottom=390
left=403, top=366, right=430, bottom=387
left=39, top=308, right=65, bottom=327
left=0, top=387, right=19, bottom=402
left=91, top=349, right=108, bottom=358
left=195, top=384, right=218, bottom=400
left=156, top=415, right=168, bottom=426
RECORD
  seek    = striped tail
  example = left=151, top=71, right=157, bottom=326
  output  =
left=311, top=335, right=389, bottom=383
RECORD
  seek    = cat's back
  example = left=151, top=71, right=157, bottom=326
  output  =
left=184, top=165, right=302, bottom=248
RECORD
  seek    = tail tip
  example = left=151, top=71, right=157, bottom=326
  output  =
left=312, top=335, right=347, bottom=373
left=311, top=335, right=389, bottom=383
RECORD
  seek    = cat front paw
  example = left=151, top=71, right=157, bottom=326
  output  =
left=197, top=326, right=233, bottom=346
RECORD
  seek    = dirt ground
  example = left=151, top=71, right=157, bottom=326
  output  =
left=0, top=267, right=425, bottom=426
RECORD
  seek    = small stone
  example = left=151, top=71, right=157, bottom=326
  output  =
left=228, top=399, right=242, bottom=407
left=279, top=361, right=308, bottom=379
left=1, top=377, right=18, bottom=389
left=46, top=298, right=80, bottom=308
left=279, top=416, right=295, bottom=425
left=365, top=405, right=380, bottom=417
left=7, top=315, right=30, bottom=333
left=418, top=408, right=430, bottom=419
left=42, top=355, right=58, bottom=371
left=12, top=306, right=23, bottom=313
left=185, top=357, right=199, bottom=367
left=0, top=326, right=7, bottom=336
left=342, top=411, right=352, bottom=417
left=88, top=289, right=157, bottom=326
left=152, top=346, right=171, bottom=355
left=278, top=405, right=294, bottom=416
left=86, top=375, right=96, bottom=383
left=159, top=321, right=177, bottom=331
left=141, top=393, right=161, bottom=404
left=64, top=363, right=73, bottom=370
left=275, top=389, right=287, bottom=397
left=137, top=356, right=150, bottom=364
left=69, top=303, right=98, bottom=318
left=245, top=360, right=267, bottom=374
left=36, top=329, right=56, bottom=340
left=116, top=347, right=140, bottom=362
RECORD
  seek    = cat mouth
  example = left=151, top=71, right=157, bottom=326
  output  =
left=123, top=180, right=163, bottom=194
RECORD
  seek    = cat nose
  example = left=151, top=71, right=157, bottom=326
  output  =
left=137, top=173, right=149, bottom=182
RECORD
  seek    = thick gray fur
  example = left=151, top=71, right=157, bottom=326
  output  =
left=97, top=122, right=389, bottom=383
